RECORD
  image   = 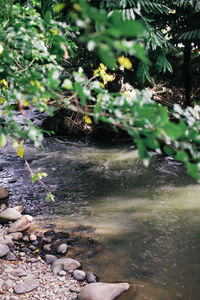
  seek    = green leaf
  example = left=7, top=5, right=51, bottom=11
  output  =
left=0, top=133, right=7, bottom=147
left=98, top=44, right=116, bottom=69
left=175, top=150, right=189, bottom=163
left=32, top=172, right=48, bottom=183
left=45, top=191, right=55, bottom=202
left=163, top=122, right=186, bottom=139
left=163, top=146, right=176, bottom=156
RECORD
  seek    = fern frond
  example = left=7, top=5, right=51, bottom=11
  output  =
left=155, top=52, right=173, bottom=73
left=179, top=29, right=200, bottom=41
left=137, top=61, right=151, bottom=84
left=141, top=1, right=170, bottom=15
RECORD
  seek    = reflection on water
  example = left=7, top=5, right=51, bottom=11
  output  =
left=1, top=138, right=200, bottom=300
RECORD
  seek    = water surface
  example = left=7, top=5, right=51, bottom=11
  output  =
left=1, top=138, right=200, bottom=300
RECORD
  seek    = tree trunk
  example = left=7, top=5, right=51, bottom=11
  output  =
left=183, top=42, right=192, bottom=107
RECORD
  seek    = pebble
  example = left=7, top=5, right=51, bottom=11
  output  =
left=22, top=235, right=29, bottom=242
left=59, top=270, right=67, bottom=276
left=57, top=243, right=68, bottom=254
left=6, top=251, right=16, bottom=261
left=43, top=244, right=51, bottom=251
left=45, top=254, right=57, bottom=264
left=29, top=233, right=37, bottom=241
left=0, top=243, right=10, bottom=257
left=0, top=186, right=9, bottom=200
left=4, top=279, right=14, bottom=289
left=0, top=278, right=4, bottom=289
left=73, top=270, right=86, bottom=281
left=8, top=232, right=23, bottom=241
left=86, top=271, right=97, bottom=283
left=43, top=236, right=52, bottom=243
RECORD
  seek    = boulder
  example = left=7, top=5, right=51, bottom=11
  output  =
left=0, top=243, right=10, bottom=257
left=78, top=282, right=130, bottom=300
left=0, top=186, right=9, bottom=200
left=52, top=258, right=81, bottom=275
left=0, top=208, right=22, bottom=223
left=8, top=215, right=34, bottom=233
left=14, top=274, right=39, bottom=294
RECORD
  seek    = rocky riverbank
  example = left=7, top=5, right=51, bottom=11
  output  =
left=0, top=186, right=132, bottom=300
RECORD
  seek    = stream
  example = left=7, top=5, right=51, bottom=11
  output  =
left=1, top=137, right=200, bottom=300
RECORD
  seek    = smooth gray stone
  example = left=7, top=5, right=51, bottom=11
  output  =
left=0, top=236, right=14, bottom=247
left=12, top=205, right=24, bottom=214
left=8, top=232, right=23, bottom=241
left=56, top=243, right=68, bottom=254
left=0, top=278, right=4, bottom=289
left=0, top=204, right=6, bottom=213
left=78, top=282, right=130, bottom=300
left=45, top=254, right=57, bottom=265
left=0, top=243, right=10, bottom=257
left=9, top=215, right=34, bottom=233
left=73, top=270, right=86, bottom=281
left=0, top=186, right=9, bottom=200
left=52, top=258, right=81, bottom=275
left=10, top=267, right=27, bottom=277
left=0, top=208, right=21, bottom=223
left=86, top=272, right=97, bottom=283
left=14, top=275, right=39, bottom=294
left=4, top=279, right=14, bottom=289
left=6, top=251, right=16, bottom=261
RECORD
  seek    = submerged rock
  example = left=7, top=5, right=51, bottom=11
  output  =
left=0, top=243, right=10, bottom=257
left=0, top=208, right=21, bottom=223
left=0, top=186, right=9, bottom=200
left=78, top=282, right=130, bottom=300
left=52, top=258, right=81, bottom=275
left=86, top=272, right=97, bottom=283
left=8, top=215, right=34, bottom=233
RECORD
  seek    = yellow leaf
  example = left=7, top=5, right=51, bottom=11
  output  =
left=73, top=3, right=81, bottom=11
left=118, top=57, right=132, bottom=69
left=84, top=115, right=92, bottom=124
left=23, top=99, right=29, bottom=107
left=0, top=79, right=8, bottom=88
left=50, top=28, right=58, bottom=35
left=13, top=139, right=18, bottom=148
left=17, top=140, right=24, bottom=158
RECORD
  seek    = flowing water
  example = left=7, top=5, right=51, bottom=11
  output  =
left=1, top=137, right=200, bottom=300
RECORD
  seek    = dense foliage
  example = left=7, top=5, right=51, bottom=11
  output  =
left=0, top=0, right=200, bottom=183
